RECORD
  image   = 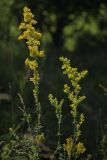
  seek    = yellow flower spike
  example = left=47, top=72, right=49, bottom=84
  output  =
left=18, top=7, right=45, bottom=156
left=59, top=56, right=87, bottom=158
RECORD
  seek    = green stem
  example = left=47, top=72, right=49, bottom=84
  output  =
left=34, top=81, right=42, bottom=135
left=57, top=108, right=62, bottom=158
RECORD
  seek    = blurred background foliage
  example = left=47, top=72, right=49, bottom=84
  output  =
left=0, top=0, right=107, bottom=158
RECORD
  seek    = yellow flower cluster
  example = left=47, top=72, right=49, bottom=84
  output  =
left=48, top=94, right=64, bottom=119
left=60, top=56, right=88, bottom=95
left=59, top=56, right=87, bottom=117
left=25, top=58, right=38, bottom=70
left=48, top=94, right=59, bottom=107
left=63, top=137, right=86, bottom=158
left=64, top=84, right=86, bottom=113
left=63, top=137, right=74, bottom=159
left=18, top=7, right=44, bottom=58
left=76, top=142, right=86, bottom=155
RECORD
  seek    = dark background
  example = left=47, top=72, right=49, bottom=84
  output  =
left=0, top=0, right=107, bottom=158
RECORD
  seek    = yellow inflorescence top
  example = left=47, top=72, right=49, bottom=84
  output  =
left=18, top=6, right=45, bottom=68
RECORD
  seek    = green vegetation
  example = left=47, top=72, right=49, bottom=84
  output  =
left=0, top=1, right=107, bottom=159
left=0, top=7, right=87, bottom=159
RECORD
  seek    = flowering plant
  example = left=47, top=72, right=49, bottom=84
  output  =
left=0, top=7, right=88, bottom=160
